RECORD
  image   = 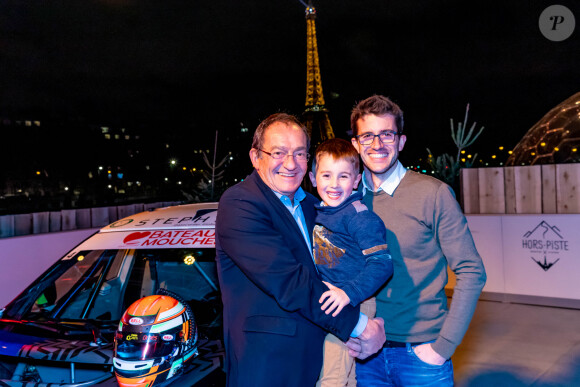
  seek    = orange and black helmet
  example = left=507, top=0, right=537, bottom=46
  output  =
left=113, top=292, right=198, bottom=387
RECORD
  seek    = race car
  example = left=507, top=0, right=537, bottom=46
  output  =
left=0, top=202, right=225, bottom=386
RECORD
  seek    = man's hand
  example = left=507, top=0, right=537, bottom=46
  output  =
left=345, top=317, right=386, bottom=359
left=320, top=281, right=350, bottom=317
left=412, top=343, right=446, bottom=365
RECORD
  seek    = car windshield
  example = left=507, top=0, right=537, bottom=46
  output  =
left=5, top=248, right=220, bottom=330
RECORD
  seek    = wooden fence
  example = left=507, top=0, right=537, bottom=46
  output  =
left=0, top=201, right=181, bottom=238
left=460, top=164, right=580, bottom=214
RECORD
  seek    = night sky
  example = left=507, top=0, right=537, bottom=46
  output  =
left=1, top=0, right=579, bottom=164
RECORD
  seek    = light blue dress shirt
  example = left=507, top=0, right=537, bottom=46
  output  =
left=273, top=187, right=312, bottom=258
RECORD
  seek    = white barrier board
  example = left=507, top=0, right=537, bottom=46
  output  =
left=464, top=214, right=580, bottom=303
left=501, top=214, right=579, bottom=299
left=465, top=215, right=505, bottom=294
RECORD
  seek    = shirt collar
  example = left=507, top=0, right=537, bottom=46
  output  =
left=361, top=160, right=407, bottom=196
left=273, top=186, right=306, bottom=207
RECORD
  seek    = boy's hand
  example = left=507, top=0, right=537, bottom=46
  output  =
left=320, top=281, right=351, bottom=317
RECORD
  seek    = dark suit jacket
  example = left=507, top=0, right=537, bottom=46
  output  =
left=215, top=171, right=360, bottom=387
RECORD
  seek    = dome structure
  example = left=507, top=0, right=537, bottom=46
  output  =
left=507, top=92, right=580, bottom=166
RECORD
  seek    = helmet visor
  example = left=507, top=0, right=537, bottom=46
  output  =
left=115, top=332, right=178, bottom=360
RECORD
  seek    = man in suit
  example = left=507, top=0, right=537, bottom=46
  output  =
left=216, top=113, right=386, bottom=387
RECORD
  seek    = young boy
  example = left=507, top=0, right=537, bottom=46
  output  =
left=309, top=138, right=393, bottom=386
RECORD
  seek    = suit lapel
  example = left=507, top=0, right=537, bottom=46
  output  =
left=301, top=195, right=316, bottom=243
left=250, top=171, right=318, bottom=273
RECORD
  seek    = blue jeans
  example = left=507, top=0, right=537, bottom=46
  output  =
left=356, top=343, right=454, bottom=386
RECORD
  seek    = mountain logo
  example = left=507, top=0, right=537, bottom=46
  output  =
left=523, top=220, right=563, bottom=240
left=521, top=220, right=569, bottom=271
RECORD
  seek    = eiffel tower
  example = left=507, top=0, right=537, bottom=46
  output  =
left=302, top=1, right=334, bottom=152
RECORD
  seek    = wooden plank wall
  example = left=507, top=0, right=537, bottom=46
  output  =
left=459, top=169, right=479, bottom=214
left=506, top=166, right=542, bottom=214
left=478, top=168, right=506, bottom=214
left=541, top=165, right=557, bottom=213
left=460, top=164, right=580, bottom=214
left=557, top=164, right=580, bottom=213
left=0, top=201, right=181, bottom=238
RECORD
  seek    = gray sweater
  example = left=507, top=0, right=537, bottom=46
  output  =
left=363, top=170, right=486, bottom=359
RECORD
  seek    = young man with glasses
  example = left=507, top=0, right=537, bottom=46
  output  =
left=215, top=112, right=386, bottom=387
left=346, top=95, right=486, bottom=386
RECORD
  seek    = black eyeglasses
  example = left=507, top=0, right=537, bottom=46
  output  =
left=355, top=130, right=399, bottom=145
left=259, top=149, right=310, bottom=162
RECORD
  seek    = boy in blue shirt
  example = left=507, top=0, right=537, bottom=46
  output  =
left=309, top=138, right=393, bottom=386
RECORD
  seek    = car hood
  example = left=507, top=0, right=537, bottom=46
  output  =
left=0, top=328, right=114, bottom=364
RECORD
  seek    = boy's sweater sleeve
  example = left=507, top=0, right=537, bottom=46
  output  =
left=340, top=210, right=394, bottom=306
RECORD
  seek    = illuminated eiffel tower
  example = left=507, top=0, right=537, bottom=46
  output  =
left=302, top=1, right=334, bottom=152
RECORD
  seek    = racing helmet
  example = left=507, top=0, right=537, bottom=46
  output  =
left=113, top=291, right=198, bottom=387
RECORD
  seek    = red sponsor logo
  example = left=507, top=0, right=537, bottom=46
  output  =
left=122, top=230, right=215, bottom=247
left=123, top=232, right=151, bottom=244
left=143, top=335, right=158, bottom=341
left=162, top=334, right=174, bottom=341
left=129, top=317, right=144, bottom=325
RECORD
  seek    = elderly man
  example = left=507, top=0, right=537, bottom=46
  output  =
left=216, top=112, right=386, bottom=387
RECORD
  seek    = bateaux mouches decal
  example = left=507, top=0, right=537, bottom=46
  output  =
left=122, top=230, right=215, bottom=247
left=522, top=220, right=569, bottom=271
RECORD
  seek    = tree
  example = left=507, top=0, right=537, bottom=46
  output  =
left=191, top=131, right=230, bottom=202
